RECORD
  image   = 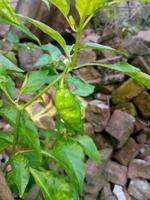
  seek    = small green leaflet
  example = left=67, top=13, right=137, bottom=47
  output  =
left=50, top=139, right=85, bottom=193
left=19, top=111, right=42, bottom=161
left=81, top=42, right=128, bottom=57
left=34, top=54, right=53, bottom=68
left=30, top=168, right=77, bottom=200
left=0, top=105, right=17, bottom=126
left=66, top=76, right=94, bottom=97
left=0, top=64, right=15, bottom=99
left=0, top=131, right=13, bottom=152
left=6, top=31, right=19, bottom=44
left=20, top=70, right=56, bottom=95
left=0, top=54, right=23, bottom=72
left=76, top=135, right=100, bottom=163
left=0, top=75, right=16, bottom=99
left=75, top=0, right=105, bottom=19
left=12, top=154, right=30, bottom=197
left=23, top=15, right=67, bottom=55
left=48, top=0, right=70, bottom=18
left=41, top=43, right=61, bottom=61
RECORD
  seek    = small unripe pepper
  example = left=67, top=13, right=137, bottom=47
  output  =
left=54, top=87, right=84, bottom=134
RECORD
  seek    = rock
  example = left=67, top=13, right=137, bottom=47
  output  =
left=84, top=123, right=94, bottom=137
left=84, top=194, right=97, bottom=200
left=74, top=66, right=101, bottom=86
left=94, top=133, right=114, bottom=149
left=139, top=145, right=150, bottom=161
left=113, top=103, right=137, bottom=117
left=111, top=79, right=144, bottom=104
left=113, top=185, right=130, bottom=200
left=85, top=148, right=112, bottom=195
left=94, top=93, right=110, bottom=105
left=123, top=30, right=150, bottom=56
left=100, top=84, right=116, bottom=94
left=77, top=50, right=96, bottom=65
left=104, top=160, right=127, bottom=186
left=132, top=56, right=150, bottom=74
left=18, top=46, right=42, bottom=71
left=128, top=159, right=150, bottom=179
left=106, top=110, right=136, bottom=148
left=134, top=91, right=150, bottom=119
left=114, top=138, right=139, bottom=166
left=128, top=179, right=150, bottom=200
left=100, top=183, right=117, bottom=200
left=80, top=28, right=100, bottom=45
left=86, top=100, right=110, bottom=133
left=136, top=130, right=150, bottom=144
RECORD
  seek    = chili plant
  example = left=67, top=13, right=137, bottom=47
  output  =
left=0, top=0, right=150, bottom=199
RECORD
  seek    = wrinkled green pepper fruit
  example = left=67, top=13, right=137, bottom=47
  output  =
left=54, top=87, right=84, bottom=134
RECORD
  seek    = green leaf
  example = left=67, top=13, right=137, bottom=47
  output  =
left=0, top=17, right=40, bottom=45
left=0, top=54, right=23, bottom=72
left=0, top=131, right=13, bottom=152
left=41, top=43, right=61, bottom=61
left=12, top=154, right=30, bottom=197
left=0, top=65, right=16, bottom=99
left=127, top=71, right=150, bottom=89
left=92, top=62, right=150, bottom=89
left=49, top=0, right=70, bottom=18
left=51, top=139, right=85, bottom=193
left=76, top=135, right=100, bottom=162
left=34, top=54, right=53, bottom=68
left=19, top=112, right=42, bottom=161
left=23, top=151, right=42, bottom=168
left=17, top=23, right=41, bottom=45
left=5, top=76, right=16, bottom=99
left=23, top=16, right=67, bottom=54
left=0, top=106, right=42, bottom=161
left=0, top=105, right=17, bottom=126
left=0, top=0, right=19, bottom=24
left=20, top=70, right=54, bottom=95
left=66, top=76, right=94, bottom=97
left=6, top=31, right=19, bottom=44
left=30, top=168, right=77, bottom=200
left=75, top=0, right=105, bottom=19
left=81, top=42, right=128, bottom=57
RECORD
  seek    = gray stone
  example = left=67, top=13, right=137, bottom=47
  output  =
left=113, top=185, right=130, bottom=200
left=86, top=100, right=110, bottom=133
left=111, top=79, right=144, bottom=104
left=106, top=110, right=135, bottom=148
left=74, top=66, right=101, bottom=86
left=104, top=160, right=127, bottom=186
left=134, top=91, right=150, bottom=119
left=128, top=159, right=150, bottom=179
left=99, top=183, right=117, bottom=200
left=18, top=47, right=42, bottom=71
left=85, top=148, right=112, bottom=195
left=128, top=179, right=150, bottom=200
left=132, top=55, right=150, bottom=74
left=114, top=138, right=139, bottom=166
left=123, top=31, right=150, bottom=56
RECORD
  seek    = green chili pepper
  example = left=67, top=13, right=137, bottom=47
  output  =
left=54, top=87, right=84, bottom=134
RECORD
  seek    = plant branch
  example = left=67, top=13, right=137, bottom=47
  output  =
left=21, top=73, right=63, bottom=110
